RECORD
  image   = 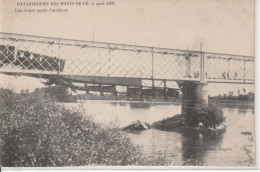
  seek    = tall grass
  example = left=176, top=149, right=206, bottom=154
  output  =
left=0, top=88, right=167, bottom=166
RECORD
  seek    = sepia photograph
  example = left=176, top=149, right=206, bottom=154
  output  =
left=0, top=0, right=256, bottom=169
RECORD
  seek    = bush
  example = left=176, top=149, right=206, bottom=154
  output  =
left=185, top=103, right=225, bottom=128
left=0, top=88, right=167, bottom=166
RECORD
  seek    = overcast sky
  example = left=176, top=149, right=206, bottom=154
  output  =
left=0, top=0, right=255, bottom=95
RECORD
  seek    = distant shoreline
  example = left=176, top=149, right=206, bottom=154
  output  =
left=209, top=99, right=254, bottom=107
left=67, top=98, right=254, bottom=107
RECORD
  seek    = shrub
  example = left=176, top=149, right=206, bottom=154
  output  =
left=0, top=89, right=167, bottom=166
left=185, top=103, right=225, bottom=128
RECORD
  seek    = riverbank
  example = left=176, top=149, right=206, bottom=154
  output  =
left=74, top=97, right=253, bottom=105
left=210, top=99, right=254, bottom=107
left=0, top=88, right=168, bottom=166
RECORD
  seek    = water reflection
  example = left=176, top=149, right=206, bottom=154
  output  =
left=119, top=102, right=126, bottom=107
left=238, top=107, right=254, bottom=115
left=180, top=128, right=225, bottom=166
left=129, top=102, right=150, bottom=109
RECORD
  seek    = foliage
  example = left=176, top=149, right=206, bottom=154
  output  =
left=185, top=103, right=225, bottom=128
left=0, top=88, right=167, bottom=167
left=239, top=135, right=255, bottom=166
left=34, top=86, right=74, bottom=102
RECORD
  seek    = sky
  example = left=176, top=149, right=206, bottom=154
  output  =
left=0, top=0, right=255, bottom=95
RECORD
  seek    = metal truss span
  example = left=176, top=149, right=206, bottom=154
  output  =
left=0, top=32, right=255, bottom=85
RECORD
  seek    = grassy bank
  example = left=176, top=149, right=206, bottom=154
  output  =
left=0, top=88, right=167, bottom=167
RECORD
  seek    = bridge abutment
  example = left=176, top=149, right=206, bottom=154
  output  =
left=181, top=81, right=208, bottom=116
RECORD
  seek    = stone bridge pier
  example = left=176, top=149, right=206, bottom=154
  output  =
left=181, top=81, right=208, bottom=116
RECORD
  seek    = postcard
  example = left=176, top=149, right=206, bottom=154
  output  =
left=0, top=0, right=255, bottom=169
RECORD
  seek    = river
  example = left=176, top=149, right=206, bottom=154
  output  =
left=64, top=100, right=255, bottom=166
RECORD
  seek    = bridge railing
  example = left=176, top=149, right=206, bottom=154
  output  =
left=204, top=52, right=254, bottom=83
left=0, top=32, right=254, bottom=84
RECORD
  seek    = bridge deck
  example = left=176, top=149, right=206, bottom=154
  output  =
left=0, top=32, right=255, bottom=88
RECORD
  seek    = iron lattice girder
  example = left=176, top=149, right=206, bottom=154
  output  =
left=41, top=76, right=179, bottom=98
left=0, top=44, right=65, bottom=72
left=61, top=75, right=143, bottom=87
left=0, top=32, right=255, bottom=84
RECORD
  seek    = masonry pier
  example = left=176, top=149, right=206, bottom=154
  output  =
left=181, top=81, right=208, bottom=116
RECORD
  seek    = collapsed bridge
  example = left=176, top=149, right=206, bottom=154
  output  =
left=0, top=32, right=255, bottom=112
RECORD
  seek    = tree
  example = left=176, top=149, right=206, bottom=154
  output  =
left=186, top=103, right=225, bottom=128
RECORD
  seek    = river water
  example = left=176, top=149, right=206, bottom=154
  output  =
left=64, top=100, right=255, bottom=166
